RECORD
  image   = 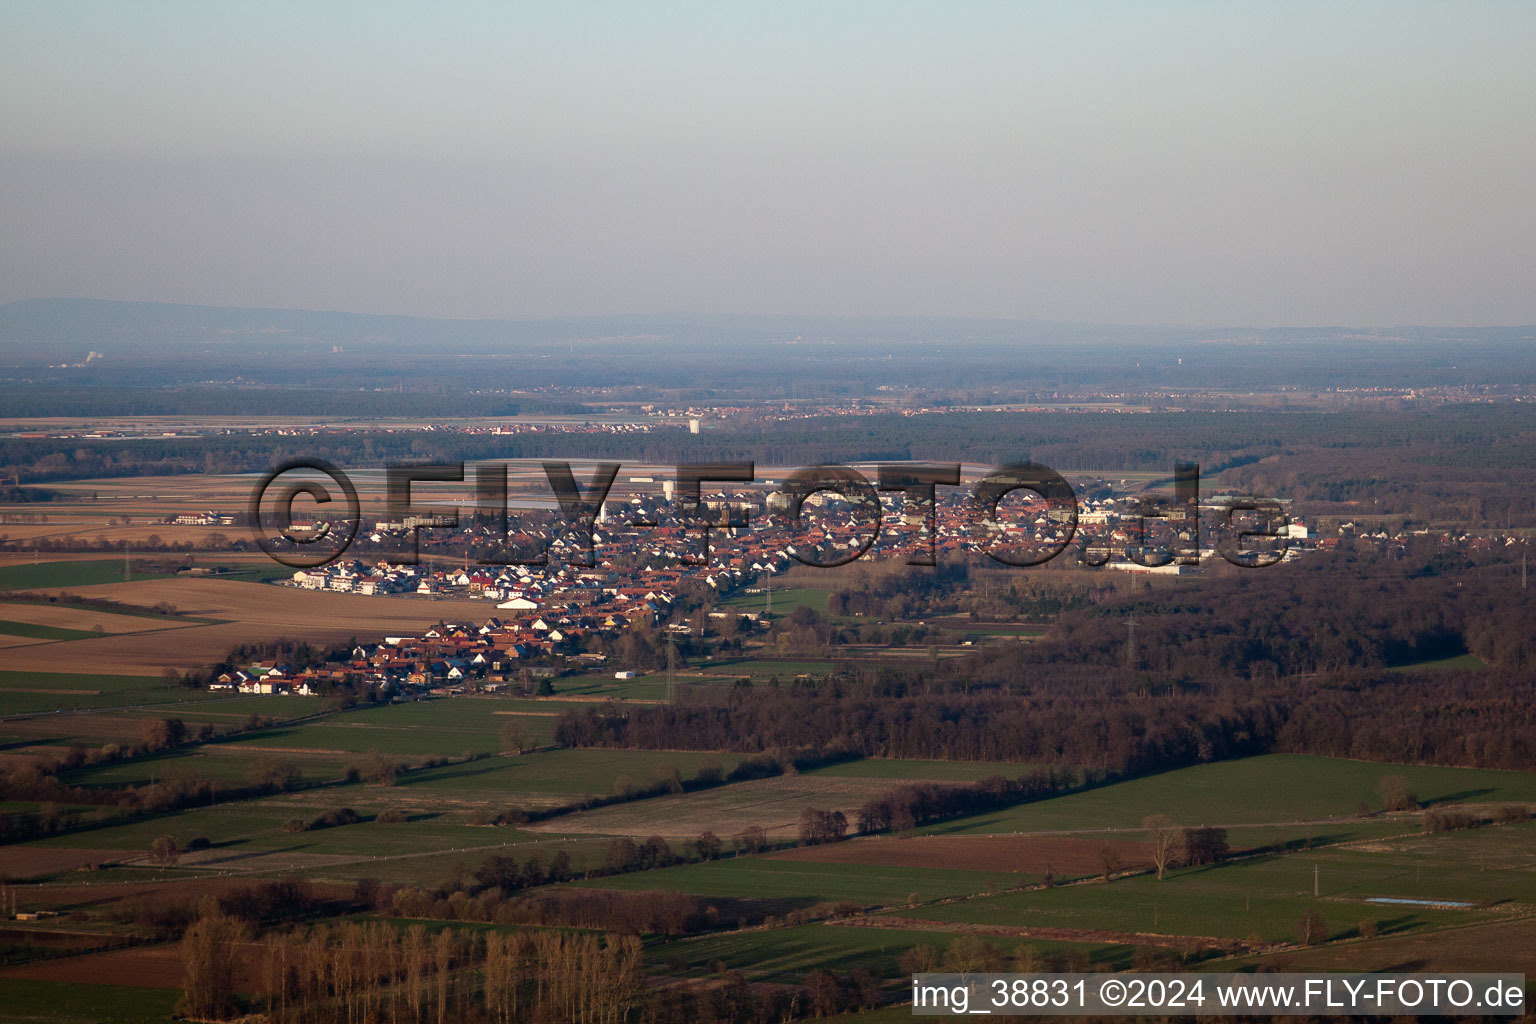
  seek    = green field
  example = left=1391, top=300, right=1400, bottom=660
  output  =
left=808, top=758, right=1051, bottom=782
left=547, top=675, right=673, bottom=700
left=0, top=694, right=330, bottom=757
left=401, top=747, right=744, bottom=800
left=925, top=755, right=1536, bottom=835
left=722, top=587, right=833, bottom=616
left=8, top=726, right=1536, bottom=1021
left=0, top=559, right=165, bottom=590
left=696, top=658, right=837, bottom=679
left=648, top=922, right=1135, bottom=983
left=0, top=669, right=183, bottom=715
left=218, top=697, right=534, bottom=757
left=0, top=980, right=179, bottom=1024
left=60, top=746, right=346, bottom=789
left=577, top=856, right=1014, bottom=906
left=891, top=820, right=1536, bottom=945
left=0, top=619, right=102, bottom=641
left=25, top=785, right=554, bottom=861
left=889, top=846, right=1494, bottom=945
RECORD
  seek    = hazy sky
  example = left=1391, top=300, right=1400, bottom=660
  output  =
left=2, top=1, right=1533, bottom=326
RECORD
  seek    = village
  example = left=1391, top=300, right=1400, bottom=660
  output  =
left=276, top=481, right=1317, bottom=602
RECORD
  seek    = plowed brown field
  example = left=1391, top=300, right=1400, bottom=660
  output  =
left=3, top=577, right=487, bottom=673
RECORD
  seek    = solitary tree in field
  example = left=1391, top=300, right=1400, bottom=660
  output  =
left=140, top=717, right=186, bottom=751
left=1096, top=843, right=1122, bottom=881
left=498, top=719, right=526, bottom=755
left=150, top=834, right=180, bottom=866
left=1377, top=774, right=1418, bottom=812
left=943, top=935, right=1004, bottom=974
left=694, top=831, right=723, bottom=861
left=734, top=825, right=768, bottom=855
left=899, top=943, right=938, bottom=974
left=247, top=758, right=300, bottom=792
left=1011, top=943, right=1040, bottom=973
left=653, top=762, right=684, bottom=794
left=1298, top=908, right=1327, bottom=946
left=1143, top=814, right=1182, bottom=880
left=362, top=749, right=400, bottom=786
left=1182, top=826, right=1230, bottom=866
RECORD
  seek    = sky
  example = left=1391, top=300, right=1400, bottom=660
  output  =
left=1, top=1, right=1533, bottom=327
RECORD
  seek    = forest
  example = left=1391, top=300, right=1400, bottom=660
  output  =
left=556, top=548, right=1536, bottom=774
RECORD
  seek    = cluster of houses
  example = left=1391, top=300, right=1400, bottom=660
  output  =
left=209, top=590, right=771, bottom=700
left=168, top=510, right=237, bottom=526
left=208, top=664, right=319, bottom=696
left=208, top=611, right=636, bottom=699
left=276, top=487, right=1320, bottom=604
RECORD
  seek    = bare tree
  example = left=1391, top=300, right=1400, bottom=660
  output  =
left=1096, top=843, right=1122, bottom=881
left=1378, top=774, right=1418, bottom=812
left=943, top=935, right=1004, bottom=974
left=434, top=927, right=452, bottom=1024
left=899, top=943, right=938, bottom=974
left=498, top=719, right=526, bottom=755
left=1298, top=908, right=1327, bottom=945
left=176, top=911, right=248, bottom=1020
left=150, top=834, right=181, bottom=866
left=734, top=825, right=768, bottom=854
left=1142, top=814, right=1181, bottom=880
left=693, top=831, right=723, bottom=861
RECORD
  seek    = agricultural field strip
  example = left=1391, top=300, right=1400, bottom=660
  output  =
left=1201, top=911, right=1536, bottom=970
left=869, top=829, right=1536, bottom=944
left=927, top=813, right=1421, bottom=838
left=0, top=599, right=218, bottom=632
left=273, top=810, right=1394, bottom=890
left=168, top=833, right=595, bottom=876
left=34, top=787, right=1526, bottom=885
left=0, top=619, right=229, bottom=650
left=1, top=693, right=330, bottom=723
left=520, top=781, right=881, bottom=838
left=0, top=596, right=228, bottom=626
left=1, top=694, right=238, bottom=720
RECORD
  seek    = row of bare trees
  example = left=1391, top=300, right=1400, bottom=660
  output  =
left=181, top=914, right=646, bottom=1024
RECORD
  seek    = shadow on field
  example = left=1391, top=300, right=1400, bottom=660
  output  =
left=397, top=760, right=514, bottom=787
left=1423, top=788, right=1494, bottom=806
left=1255, top=833, right=1352, bottom=856
left=196, top=842, right=310, bottom=866
left=0, top=737, right=66, bottom=751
